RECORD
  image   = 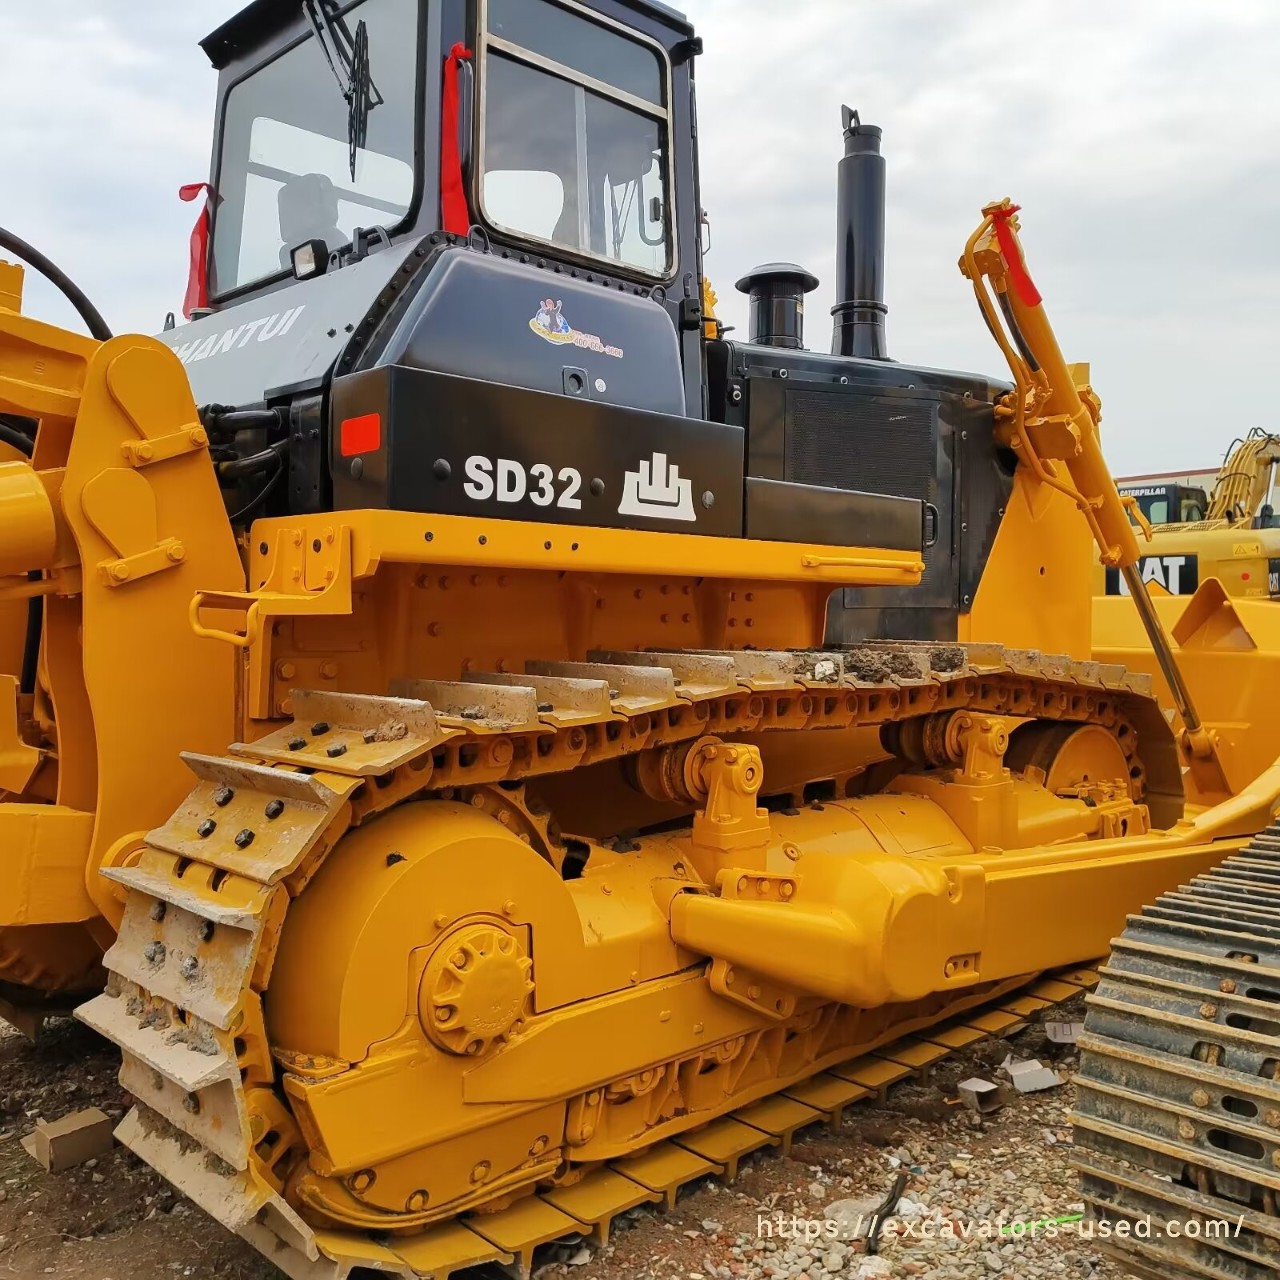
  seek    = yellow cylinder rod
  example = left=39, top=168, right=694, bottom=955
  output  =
left=0, top=460, right=55, bottom=577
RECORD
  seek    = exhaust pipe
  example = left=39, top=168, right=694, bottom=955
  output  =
left=831, top=107, right=888, bottom=360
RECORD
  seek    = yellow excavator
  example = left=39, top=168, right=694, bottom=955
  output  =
left=2, top=3, right=1279, bottom=1277
left=1103, top=429, right=1280, bottom=600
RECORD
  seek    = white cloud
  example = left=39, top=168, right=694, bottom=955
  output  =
left=3, top=0, right=1277, bottom=474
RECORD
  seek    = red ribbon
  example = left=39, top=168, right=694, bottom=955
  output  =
left=990, top=203, right=1042, bottom=308
left=179, top=182, right=213, bottom=319
left=441, top=44, right=474, bottom=236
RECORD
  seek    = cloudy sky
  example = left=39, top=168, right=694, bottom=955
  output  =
left=4, top=1, right=1277, bottom=475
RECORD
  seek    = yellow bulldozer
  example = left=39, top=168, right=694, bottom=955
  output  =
left=2, top=3, right=1279, bottom=1278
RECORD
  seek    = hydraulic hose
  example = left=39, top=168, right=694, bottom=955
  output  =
left=0, top=225, right=112, bottom=341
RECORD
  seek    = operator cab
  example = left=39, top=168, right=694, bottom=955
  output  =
left=1119, top=483, right=1207, bottom=527
left=165, top=0, right=1015, bottom=645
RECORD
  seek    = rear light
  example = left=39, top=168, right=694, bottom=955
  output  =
left=340, top=413, right=381, bottom=457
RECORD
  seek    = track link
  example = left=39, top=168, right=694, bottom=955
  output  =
left=81, top=642, right=1159, bottom=1278
left=1073, top=822, right=1280, bottom=1278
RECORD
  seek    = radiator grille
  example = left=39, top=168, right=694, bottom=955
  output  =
left=785, top=390, right=935, bottom=500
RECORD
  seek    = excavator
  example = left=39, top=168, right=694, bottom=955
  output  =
left=1103, top=429, right=1280, bottom=600
left=1, top=2, right=1279, bottom=1277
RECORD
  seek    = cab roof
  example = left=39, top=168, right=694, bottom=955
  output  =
left=202, top=0, right=691, bottom=70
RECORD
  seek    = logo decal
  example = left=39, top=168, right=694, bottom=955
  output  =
left=1104, top=554, right=1198, bottom=596
left=618, top=452, right=695, bottom=522
left=168, top=306, right=307, bottom=366
left=529, top=299, right=624, bottom=359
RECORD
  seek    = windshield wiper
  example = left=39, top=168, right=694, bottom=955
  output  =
left=302, top=0, right=384, bottom=182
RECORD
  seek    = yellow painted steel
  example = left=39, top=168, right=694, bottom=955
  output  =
left=2, top=193, right=1280, bottom=1279
left=0, top=265, right=243, bottom=987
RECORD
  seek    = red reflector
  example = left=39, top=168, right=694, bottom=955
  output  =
left=1242, top=572, right=1251, bottom=581
left=340, top=413, right=381, bottom=457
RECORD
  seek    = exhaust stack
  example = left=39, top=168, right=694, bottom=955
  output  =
left=831, top=107, right=888, bottom=360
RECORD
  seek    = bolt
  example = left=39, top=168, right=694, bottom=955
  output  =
left=288, top=737, right=307, bottom=751
left=183, top=1092, right=201, bottom=1114
left=1267, top=1109, right=1280, bottom=1130
left=502, top=900, right=517, bottom=916
left=197, top=819, right=216, bottom=839
left=190, top=427, right=208, bottom=446
left=320, top=661, right=339, bottom=679
left=471, top=1161, right=491, bottom=1184
left=406, top=1189, right=429, bottom=1212
left=264, top=799, right=284, bottom=820
left=326, top=743, right=347, bottom=758
left=234, top=829, right=255, bottom=849
left=311, top=721, right=331, bottom=735
left=213, top=786, right=234, bottom=807
left=747, top=984, right=762, bottom=1000
left=166, top=542, right=186, bottom=563
left=149, top=901, right=167, bottom=922
left=1220, top=978, right=1237, bottom=993
left=144, top=942, right=166, bottom=966
left=1177, top=1118, right=1196, bottom=1140
left=1200, top=1002, right=1218, bottom=1020
left=351, top=1169, right=376, bottom=1193
left=110, top=563, right=131, bottom=582
left=1191, top=1088, right=1210, bottom=1107
left=200, top=920, right=215, bottom=942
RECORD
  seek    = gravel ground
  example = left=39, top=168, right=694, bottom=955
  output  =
left=522, top=996, right=1122, bottom=1280
left=0, top=997, right=1125, bottom=1280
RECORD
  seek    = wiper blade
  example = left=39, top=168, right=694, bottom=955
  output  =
left=302, top=0, right=384, bottom=182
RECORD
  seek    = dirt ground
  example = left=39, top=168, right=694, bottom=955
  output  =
left=0, top=1001, right=1118, bottom=1280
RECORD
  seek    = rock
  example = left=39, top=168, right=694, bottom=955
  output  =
left=982, top=1251, right=1004, bottom=1272
left=825, top=1195, right=884, bottom=1239
left=855, top=1259, right=893, bottom=1280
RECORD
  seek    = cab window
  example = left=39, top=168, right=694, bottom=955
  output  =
left=211, top=0, right=418, bottom=296
left=479, top=0, right=672, bottom=276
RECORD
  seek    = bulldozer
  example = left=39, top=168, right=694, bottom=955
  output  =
left=3, top=1, right=1280, bottom=1277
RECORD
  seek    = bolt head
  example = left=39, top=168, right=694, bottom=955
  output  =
left=197, top=819, right=216, bottom=839
left=213, top=786, right=234, bottom=807
left=234, top=829, right=255, bottom=849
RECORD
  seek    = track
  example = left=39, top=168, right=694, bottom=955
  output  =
left=79, top=641, right=1162, bottom=1279
left=1073, top=822, right=1280, bottom=1279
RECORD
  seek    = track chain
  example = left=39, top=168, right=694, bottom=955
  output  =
left=1073, top=821, right=1280, bottom=1278
left=82, top=642, right=1153, bottom=1278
